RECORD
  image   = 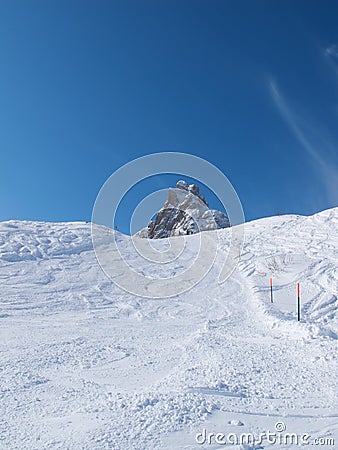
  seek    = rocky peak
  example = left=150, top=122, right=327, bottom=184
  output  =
left=175, top=180, right=208, bottom=206
left=136, top=180, right=230, bottom=239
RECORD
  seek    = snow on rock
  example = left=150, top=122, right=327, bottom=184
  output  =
left=136, top=180, right=230, bottom=238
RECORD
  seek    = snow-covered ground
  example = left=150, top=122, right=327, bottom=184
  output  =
left=0, top=209, right=337, bottom=449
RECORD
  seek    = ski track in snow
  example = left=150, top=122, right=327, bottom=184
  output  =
left=0, top=210, right=337, bottom=449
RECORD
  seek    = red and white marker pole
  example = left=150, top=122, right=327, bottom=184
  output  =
left=270, top=278, right=273, bottom=303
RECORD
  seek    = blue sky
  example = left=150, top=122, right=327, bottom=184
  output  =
left=1, top=0, right=337, bottom=233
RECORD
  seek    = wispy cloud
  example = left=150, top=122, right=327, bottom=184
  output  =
left=322, top=43, right=338, bottom=80
left=325, top=44, right=338, bottom=59
left=269, top=80, right=338, bottom=205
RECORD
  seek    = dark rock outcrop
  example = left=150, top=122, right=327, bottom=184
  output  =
left=136, top=180, right=230, bottom=239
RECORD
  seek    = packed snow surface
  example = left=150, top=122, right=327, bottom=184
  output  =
left=0, top=208, right=337, bottom=449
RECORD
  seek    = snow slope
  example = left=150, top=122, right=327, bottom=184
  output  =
left=0, top=209, right=337, bottom=449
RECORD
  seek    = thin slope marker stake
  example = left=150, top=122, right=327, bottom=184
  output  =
left=297, top=282, right=301, bottom=322
left=270, top=278, right=273, bottom=303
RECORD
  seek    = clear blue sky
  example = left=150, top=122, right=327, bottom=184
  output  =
left=1, top=0, right=338, bottom=233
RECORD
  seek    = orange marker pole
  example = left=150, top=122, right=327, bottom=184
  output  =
left=297, top=283, right=301, bottom=321
left=270, top=278, right=273, bottom=303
